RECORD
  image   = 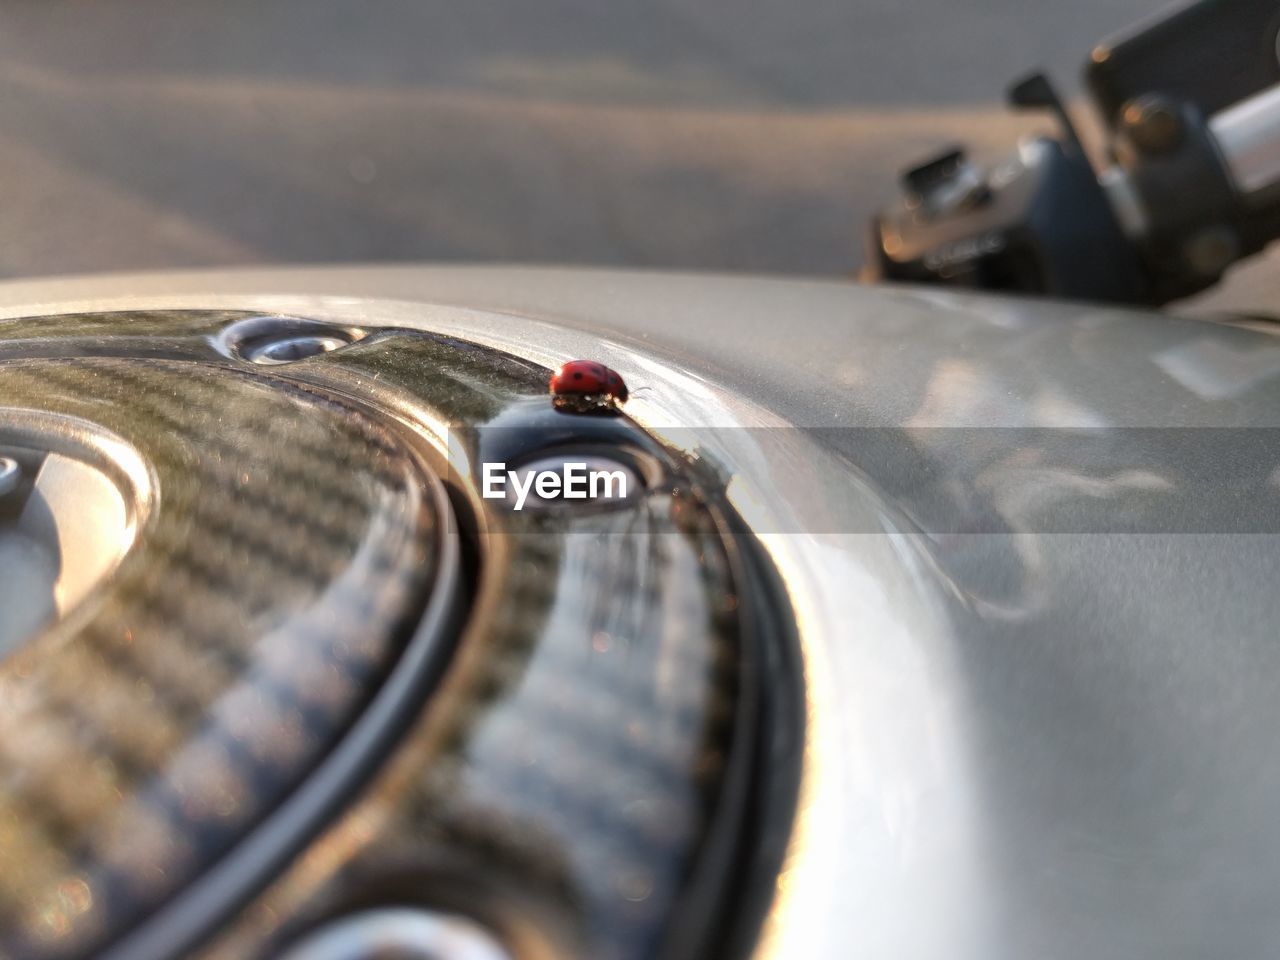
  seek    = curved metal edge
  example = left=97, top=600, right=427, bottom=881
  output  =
left=0, top=406, right=157, bottom=536
left=658, top=506, right=806, bottom=960
left=95, top=413, right=467, bottom=960
left=210, top=315, right=369, bottom=364
left=275, top=907, right=513, bottom=960
left=0, top=407, right=160, bottom=651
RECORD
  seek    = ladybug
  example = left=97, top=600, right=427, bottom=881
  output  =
left=549, top=359, right=629, bottom=413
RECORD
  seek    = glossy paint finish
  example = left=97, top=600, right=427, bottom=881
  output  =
left=1, top=267, right=1278, bottom=959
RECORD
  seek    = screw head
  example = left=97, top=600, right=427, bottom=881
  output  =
left=1121, top=95, right=1184, bottom=155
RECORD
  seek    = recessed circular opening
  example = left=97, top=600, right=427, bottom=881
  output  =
left=213, top=315, right=368, bottom=365
left=0, top=411, right=152, bottom=660
left=244, top=334, right=349, bottom=365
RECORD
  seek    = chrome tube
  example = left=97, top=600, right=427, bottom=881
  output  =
left=1210, top=83, right=1280, bottom=197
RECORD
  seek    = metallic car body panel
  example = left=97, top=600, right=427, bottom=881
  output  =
left=1, top=267, right=1278, bottom=958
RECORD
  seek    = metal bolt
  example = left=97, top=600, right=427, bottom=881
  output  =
left=1121, top=95, right=1184, bottom=155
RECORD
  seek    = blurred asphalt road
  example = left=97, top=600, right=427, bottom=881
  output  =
left=0, top=0, right=1273, bottom=311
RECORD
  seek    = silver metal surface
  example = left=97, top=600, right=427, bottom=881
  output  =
left=212, top=314, right=367, bottom=365
left=0, top=457, right=18, bottom=499
left=0, top=412, right=150, bottom=659
left=0, top=266, right=1278, bottom=960
left=1098, top=164, right=1149, bottom=238
left=914, top=159, right=989, bottom=221
left=244, top=333, right=348, bottom=364
left=276, top=908, right=513, bottom=960
left=1210, top=83, right=1280, bottom=196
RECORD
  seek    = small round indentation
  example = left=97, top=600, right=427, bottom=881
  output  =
left=244, top=334, right=349, bottom=365
left=214, top=315, right=367, bottom=365
left=277, top=908, right=513, bottom=960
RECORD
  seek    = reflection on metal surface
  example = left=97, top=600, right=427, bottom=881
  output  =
left=244, top=333, right=349, bottom=364
left=0, top=456, right=18, bottom=499
left=1154, top=336, right=1280, bottom=400
left=194, top=279, right=1280, bottom=960
left=212, top=314, right=368, bottom=366
left=277, top=908, right=513, bottom=960
left=1210, top=84, right=1280, bottom=197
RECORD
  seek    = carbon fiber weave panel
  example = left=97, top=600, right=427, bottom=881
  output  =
left=0, top=311, right=794, bottom=960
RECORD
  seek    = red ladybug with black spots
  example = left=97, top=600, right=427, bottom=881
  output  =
left=549, top=359, right=629, bottom=412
